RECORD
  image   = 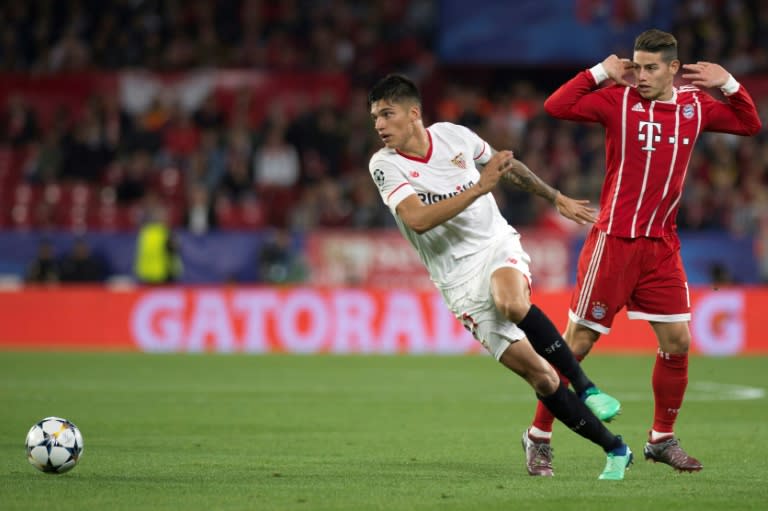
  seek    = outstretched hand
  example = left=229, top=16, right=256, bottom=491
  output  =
left=601, top=54, right=635, bottom=86
left=681, top=61, right=730, bottom=88
left=554, top=193, right=598, bottom=225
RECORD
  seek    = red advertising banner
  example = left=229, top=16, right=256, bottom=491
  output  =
left=305, top=229, right=571, bottom=291
left=1, top=286, right=767, bottom=355
left=0, top=73, right=119, bottom=128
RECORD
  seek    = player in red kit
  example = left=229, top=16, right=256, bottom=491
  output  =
left=521, top=29, right=762, bottom=476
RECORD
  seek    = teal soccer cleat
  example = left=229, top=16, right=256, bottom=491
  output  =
left=582, top=387, right=621, bottom=422
left=599, top=444, right=633, bottom=480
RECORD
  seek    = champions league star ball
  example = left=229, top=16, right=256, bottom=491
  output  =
left=25, top=417, right=84, bottom=474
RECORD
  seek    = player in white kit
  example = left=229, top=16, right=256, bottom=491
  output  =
left=367, top=74, right=633, bottom=480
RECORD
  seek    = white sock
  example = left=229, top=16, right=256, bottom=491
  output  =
left=650, top=430, right=674, bottom=442
left=529, top=426, right=553, bottom=440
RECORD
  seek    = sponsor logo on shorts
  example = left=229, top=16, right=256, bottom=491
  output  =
left=590, top=301, right=607, bottom=320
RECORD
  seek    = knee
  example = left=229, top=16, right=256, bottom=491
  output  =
left=497, top=295, right=531, bottom=324
left=528, top=365, right=560, bottom=396
left=661, top=331, right=691, bottom=354
left=654, top=321, right=692, bottom=354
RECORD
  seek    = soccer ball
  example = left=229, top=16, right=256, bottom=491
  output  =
left=25, top=417, right=84, bottom=474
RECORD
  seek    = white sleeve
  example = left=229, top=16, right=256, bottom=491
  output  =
left=455, top=124, right=492, bottom=165
left=720, top=74, right=740, bottom=95
left=473, top=137, right=491, bottom=165
left=589, top=63, right=609, bottom=84
left=369, top=158, right=416, bottom=211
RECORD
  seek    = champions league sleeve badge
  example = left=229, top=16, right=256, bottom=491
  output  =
left=373, top=168, right=385, bottom=188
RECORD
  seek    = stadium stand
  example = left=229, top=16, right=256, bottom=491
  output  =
left=0, top=1, right=767, bottom=280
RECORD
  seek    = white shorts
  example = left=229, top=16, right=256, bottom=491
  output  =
left=439, top=234, right=532, bottom=360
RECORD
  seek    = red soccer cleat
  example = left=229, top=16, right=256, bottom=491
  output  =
left=643, top=437, right=703, bottom=472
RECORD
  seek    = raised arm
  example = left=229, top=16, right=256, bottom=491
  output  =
left=544, top=55, right=633, bottom=123
left=682, top=61, right=762, bottom=135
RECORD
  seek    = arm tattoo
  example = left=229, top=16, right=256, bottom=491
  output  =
left=501, top=159, right=559, bottom=203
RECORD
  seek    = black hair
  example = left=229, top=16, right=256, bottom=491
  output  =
left=635, top=29, right=678, bottom=62
left=367, top=74, right=421, bottom=108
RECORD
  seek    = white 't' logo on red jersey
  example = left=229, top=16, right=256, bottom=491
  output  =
left=638, top=121, right=662, bottom=151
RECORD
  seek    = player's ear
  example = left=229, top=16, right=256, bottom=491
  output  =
left=409, top=103, right=422, bottom=121
left=669, top=59, right=681, bottom=75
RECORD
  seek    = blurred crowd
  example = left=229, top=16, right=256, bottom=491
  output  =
left=0, top=0, right=767, bottom=249
left=0, top=0, right=435, bottom=76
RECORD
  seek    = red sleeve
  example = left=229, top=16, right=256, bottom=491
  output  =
left=543, top=70, right=616, bottom=124
left=700, top=86, right=762, bottom=136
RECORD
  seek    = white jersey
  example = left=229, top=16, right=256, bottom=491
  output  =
left=369, top=122, right=517, bottom=289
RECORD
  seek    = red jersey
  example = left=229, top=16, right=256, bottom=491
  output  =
left=544, top=70, right=761, bottom=238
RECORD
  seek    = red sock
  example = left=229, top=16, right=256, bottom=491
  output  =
left=652, top=350, right=688, bottom=436
left=531, top=355, right=582, bottom=433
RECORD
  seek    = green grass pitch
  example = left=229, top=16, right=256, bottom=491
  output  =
left=1, top=353, right=766, bottom=511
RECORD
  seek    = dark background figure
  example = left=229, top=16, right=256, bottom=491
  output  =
left=709, top=262, right=735, bottom=287
left=257, top=228, right=305, bottom=284
left=58, top=237, right=109, bottom=283
left=25, top=239, right=59, bottom=283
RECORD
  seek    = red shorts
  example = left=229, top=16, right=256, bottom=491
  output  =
left=569, top=227, right=691, bottom=334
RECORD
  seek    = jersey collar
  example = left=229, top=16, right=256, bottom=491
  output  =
left=655, top=88, right=678, bottom=104
left=396, top=129, right=433, bottom=163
